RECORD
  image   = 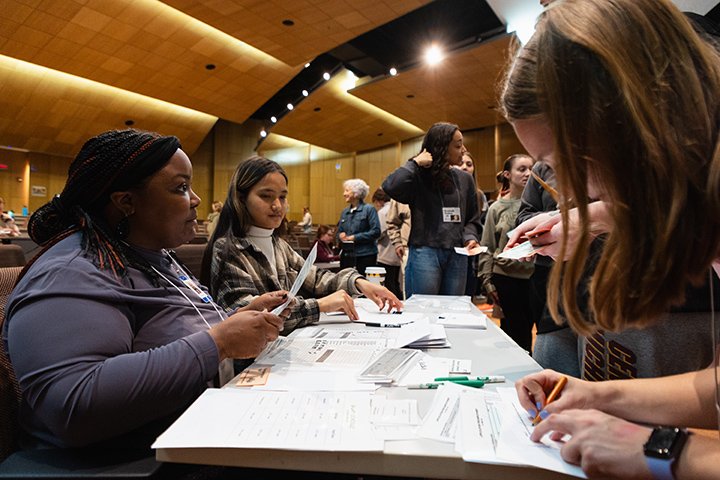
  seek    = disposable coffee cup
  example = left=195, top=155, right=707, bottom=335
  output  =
left=365, top=266, right=386, bottom=285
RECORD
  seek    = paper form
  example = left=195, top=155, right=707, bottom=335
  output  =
left=254, top=337, right=388, bottom=368
left=271, top=242, right=318, bottom=315
left=152, top=388, right=383, bottom=452
left=456, top=389, right=516, bottom=465
left=492, top=388, right=586, bottom=478
left=497, top=241, right=536, bottom=260
left=453, top=245, right=488, bottom=256
left=296, top=318, right=432, bottom=349
left=436, top=312, right=487, bottom=329
left=245, top=364, right=378, bottom=392
left=370, top=396, right=421, bottom=425
left=416, top=382, right=466, bottom=443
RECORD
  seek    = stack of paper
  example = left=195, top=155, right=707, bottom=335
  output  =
left=436, top=312, right=487, bottom=329
left=405, top=324, right=451, bottom=348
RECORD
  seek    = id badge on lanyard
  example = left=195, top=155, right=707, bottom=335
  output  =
left=442, top=207, right=462, bottom=223
left=178, top=273, right=212, bottom=303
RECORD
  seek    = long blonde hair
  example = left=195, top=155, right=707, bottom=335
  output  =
left=501, top=0, right=720, bottom=334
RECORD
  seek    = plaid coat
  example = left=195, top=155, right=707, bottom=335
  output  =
left=209, top=235, right=362, bottom=334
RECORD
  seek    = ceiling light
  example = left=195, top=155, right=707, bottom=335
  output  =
left=270, top=116, right=277, bottom=123
left=342, top=70, right=358, bottom=91
left=323, top=72, right=331, bottom=81
left=287, top=103, right=294, bottom=110
left=424, top=45, right=444, bottom=65
left=305, top=63, right=310, bottom=68
left=302, top=90, right=309, bottom=97
left=389, top=67, right=397, bottom=76
left=260, top=129, right=267, bottom=138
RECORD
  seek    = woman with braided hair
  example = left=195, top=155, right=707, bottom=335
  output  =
left=2, top=129, right=284, bottom=450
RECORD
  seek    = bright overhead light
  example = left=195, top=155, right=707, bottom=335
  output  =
left=342, top=70, right=358, bottom=91
left=424, top=45, right=444, bottom=65
left=270, top=116, right=277, bottom=123
left=304, top=63, right=310, bottom=68
left=260, top=129, right=267, bottom=138
left=323, top=72, right=331, bottom=81
left=302, top=89, right=309, bottom=97
left=389, top=67, right=397, bottom=76
left=287, top=103, right=294, bottom=110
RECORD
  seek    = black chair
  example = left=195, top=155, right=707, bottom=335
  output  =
left=0, top=266, right=162, bottom=479
left=0, top=246, right=25, bottom=268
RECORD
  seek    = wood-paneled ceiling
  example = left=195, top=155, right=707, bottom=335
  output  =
left=0, top=0, right=515, bottom=159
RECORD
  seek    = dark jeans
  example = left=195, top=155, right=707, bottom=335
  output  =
left=493, top=273, right=533, bottom=352
left=378, top=262, right=402, bottom=299
left=340, top=253, right=376, bottom=276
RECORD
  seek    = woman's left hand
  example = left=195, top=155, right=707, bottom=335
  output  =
left=531, top=409, right=652, bottom=479
left=356, top=279, right=403, bottom=312
left=464, top=239, right=479, bottom=251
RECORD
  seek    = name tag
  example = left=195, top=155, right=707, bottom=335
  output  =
left=442, top=207, right=461, bottom=223
left=179, top=274, right=212, bottom=303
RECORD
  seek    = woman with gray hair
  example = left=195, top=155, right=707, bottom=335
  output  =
left=337, top=178, right=380, bottom=275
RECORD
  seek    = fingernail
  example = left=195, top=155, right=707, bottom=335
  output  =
left=526, top=408, right=536, bottom=418
left=535, top=401, right=543, bottom=411
left=539, top=410, right=549, bottom=420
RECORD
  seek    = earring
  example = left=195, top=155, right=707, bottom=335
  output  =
left=116, top=214, right=130, bottom=239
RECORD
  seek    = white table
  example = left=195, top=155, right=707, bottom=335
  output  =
left=156, top=296, right=570, bottom=479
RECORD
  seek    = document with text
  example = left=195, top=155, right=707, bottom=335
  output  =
left=152, top=388, right=383, bottom=452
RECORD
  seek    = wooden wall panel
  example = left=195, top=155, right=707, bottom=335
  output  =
left=355, top=143, right=402, bottom=196
left=310, top=154, right=355, bottom=226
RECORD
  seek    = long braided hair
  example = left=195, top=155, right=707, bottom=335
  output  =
left=420, top=122, right=460, bottom=191
left=22, top=129, right=181, bottom=283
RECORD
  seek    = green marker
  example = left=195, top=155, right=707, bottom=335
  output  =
left=406, top=379, right=485, bottom=389
left=434, top=375, right=505, bottom=383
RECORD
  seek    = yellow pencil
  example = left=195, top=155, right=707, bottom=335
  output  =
left=532, top=375, right=568, bottom=426
left=531, top=171, right=560, bottom=203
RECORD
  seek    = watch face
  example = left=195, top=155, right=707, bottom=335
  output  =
left=645, top=427, right=685, bottom=459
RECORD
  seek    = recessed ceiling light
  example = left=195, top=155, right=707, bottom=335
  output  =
left=270, top=116, right=277, bottom=123
left=389, top=68, right=397, bottom=76
left=282, top=19, right=294, bottom=26
left=302, top=90, right=309, bottom=97
left=313, top=107, right=321, bottom=112
left=304, top=63, right=310, bottom=68
left=260, top=129, right=267, bottom=138
left=406, top=94, right=415, bottom=99
left=287, top=103, right=294, bottom=110
left=377, top=133, right=383, bottom=136
left=424, top=44, right=444, bottom=65
left=322, top=72, right=331, bottom=81
left=205, top=64, right=216, bottom=70
left=125, top=119, right=135, bottom=126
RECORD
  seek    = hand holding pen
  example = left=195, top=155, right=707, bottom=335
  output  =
left=514, top=370, right=594, bottom=424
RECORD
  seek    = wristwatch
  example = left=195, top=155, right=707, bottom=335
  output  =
left=643, top=426, right=690, bottom=480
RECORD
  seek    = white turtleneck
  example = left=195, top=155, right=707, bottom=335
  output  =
left=246, top=225, right=277, bottom=276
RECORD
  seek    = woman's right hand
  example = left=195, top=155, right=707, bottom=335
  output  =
left=515, top=369, right=596, bottom=420
left=413, top=149, right=433, bottom=168
left=244, top=290, right=289, bottom=313
left=317, top=290, right=359, bottom=320
left=209, top=311, right=283, bottom=360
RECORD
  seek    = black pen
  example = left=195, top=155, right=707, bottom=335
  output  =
left=363, top=322, right=402, bottom=328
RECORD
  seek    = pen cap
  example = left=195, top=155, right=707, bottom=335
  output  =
left=365, top=266, right=386, bottom=285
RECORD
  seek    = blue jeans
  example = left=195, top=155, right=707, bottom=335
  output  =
left=405, top=246, right=468, bottom=297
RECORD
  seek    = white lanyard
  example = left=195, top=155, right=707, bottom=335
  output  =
left=151, top=252, right=225, bottom=329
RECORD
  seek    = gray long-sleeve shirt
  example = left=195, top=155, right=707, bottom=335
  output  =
left=3, top=233, right=222, bottom=449
left=382, top=160, right=482, bottom=249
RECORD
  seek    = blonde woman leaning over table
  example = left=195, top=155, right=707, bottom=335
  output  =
left=501, top=0, right=720, bottom=477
